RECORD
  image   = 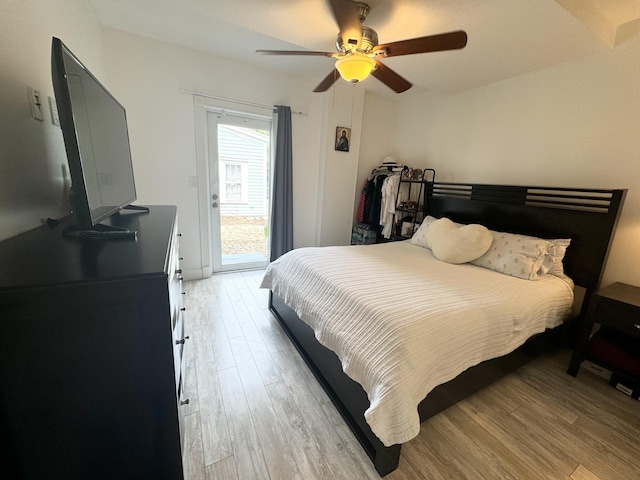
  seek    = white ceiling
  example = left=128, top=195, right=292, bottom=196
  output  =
left=89, top=0, right=640, bottom=98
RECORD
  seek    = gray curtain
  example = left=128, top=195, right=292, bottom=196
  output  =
left=269, top=105, right=293, bottom=261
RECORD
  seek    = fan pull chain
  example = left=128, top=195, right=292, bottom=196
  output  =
left=331, top=69, right=338, bottom=110
left=349, top=85, right=355, bottom=128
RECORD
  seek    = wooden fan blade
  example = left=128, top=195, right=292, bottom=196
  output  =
left=256, top=49, right=335, bottom=57
left=370, top=60, right=412, bottom=93
left=326, top=0, right=362, bottom=49
left=374, top=30, right=468, bottom=58
left=313, top=69, right=340, bottom=92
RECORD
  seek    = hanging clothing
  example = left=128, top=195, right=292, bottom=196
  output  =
left=368, top=175, right=386, bottom=227
left=380, top=174, right=401, bottom=239
left=363, top=176, right=380, bottom=226
left=356, top=179, right=369, bottom=223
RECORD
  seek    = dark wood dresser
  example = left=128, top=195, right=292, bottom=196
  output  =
left=0, top=206, right=186, bottom=479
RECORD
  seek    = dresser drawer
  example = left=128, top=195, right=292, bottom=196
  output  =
left=169, top=276, right=183, bottom=329
left=595, top=301, right=640, bottom=339
left=172, top=303, right=185, bottom=387
left=167, top=216, right=183, bottom=331
left=167, top=217, right=181, bottom=281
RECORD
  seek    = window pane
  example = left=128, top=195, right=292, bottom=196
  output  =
left=226, top=182, right=242, bottom=201
left=226, top=164, right=241, bottom=182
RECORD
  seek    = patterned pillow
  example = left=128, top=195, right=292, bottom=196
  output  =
left=470, top=231, right=551, bottom=280
left=409, top=216, right=437, bottom=248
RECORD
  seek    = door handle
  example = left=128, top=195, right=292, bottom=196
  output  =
left=212, top=202, right=219, bottom=208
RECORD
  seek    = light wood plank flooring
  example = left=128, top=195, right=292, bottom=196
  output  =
left=181, top=271, right=640, bottom=480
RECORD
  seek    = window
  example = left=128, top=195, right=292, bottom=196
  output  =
left=219, top=160, right=248, bottom=203
left=225, top=164, right=242, bottom=201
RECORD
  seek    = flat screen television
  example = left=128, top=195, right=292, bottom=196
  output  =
left=51, top=37, right=145, bottom=238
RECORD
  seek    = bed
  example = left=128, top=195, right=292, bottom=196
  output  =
left=263, top=182, right=626, bottom=476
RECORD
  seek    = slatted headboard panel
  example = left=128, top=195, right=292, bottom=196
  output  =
left=424, top=183, right=627, bottom=297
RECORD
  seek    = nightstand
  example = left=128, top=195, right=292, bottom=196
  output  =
left=568, top=282, right=640, bottom=379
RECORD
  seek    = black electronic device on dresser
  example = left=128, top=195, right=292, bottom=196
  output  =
left=0, top=206, right=187, bottom=479
left=568, top=282, right=640, bottom=398
left=51, top=36, right=148, bottom=238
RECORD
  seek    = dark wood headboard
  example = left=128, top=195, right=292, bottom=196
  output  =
left=424, top=183, right=627, bottom=299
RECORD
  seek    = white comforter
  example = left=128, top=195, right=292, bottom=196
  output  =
left=261, top=241, right=573, bottom=446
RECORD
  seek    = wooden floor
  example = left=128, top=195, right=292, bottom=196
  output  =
left=181, top=270, right=640, bottom=480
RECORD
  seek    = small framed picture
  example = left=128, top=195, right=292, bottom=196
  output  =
left=401, top=222, right=414, bottom=237
left=335, top=127, right=351, bottom=152
left=412, top=169, right=423, bottom=181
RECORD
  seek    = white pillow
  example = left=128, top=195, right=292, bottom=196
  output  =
left=470, top=231, right=550, bottom=280
left=425, top=218, right=493, bottom=264
left=409, top=216, right=437, bottom=248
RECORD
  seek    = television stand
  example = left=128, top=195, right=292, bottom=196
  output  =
left=0, top=206, right=185, bottom=479
left=62, top=222, right=137, bottom=240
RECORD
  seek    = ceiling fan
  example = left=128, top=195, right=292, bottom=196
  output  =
left=256, top=0, right=468, bottom=93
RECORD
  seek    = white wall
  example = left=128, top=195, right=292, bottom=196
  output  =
left=386, top=35, right=640, bottom=287
left=0, top=0, right=104, bottom=240
left=316, top=83, right=365, bottom=246
left=354, top=93, right=400, bottom=223
left=101, top=29, right=365, bottom=278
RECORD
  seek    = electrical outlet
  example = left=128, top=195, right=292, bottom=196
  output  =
left=28, top=86, right=44, bottom=121
left=49, top=96, right=60, bottom=125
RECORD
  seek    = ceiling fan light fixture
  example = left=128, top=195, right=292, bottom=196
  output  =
left=335, top=54, right=376, bottom=83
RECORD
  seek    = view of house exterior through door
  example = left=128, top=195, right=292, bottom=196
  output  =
left=208, top=112, right=271, bottom=272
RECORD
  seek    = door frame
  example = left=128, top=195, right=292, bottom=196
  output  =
left=193, top=96, right=273, bottom=277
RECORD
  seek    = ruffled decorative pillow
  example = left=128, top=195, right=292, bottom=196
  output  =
left=470, top=231, right=550, bottom=280
left=540, top=238, right=571, bottom=276
left=425, top=218, right=493, bottom=264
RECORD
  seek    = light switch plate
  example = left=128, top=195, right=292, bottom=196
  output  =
left=49, top=96, right=60, bottom=125
left=28, top=86, right=44, bottom=121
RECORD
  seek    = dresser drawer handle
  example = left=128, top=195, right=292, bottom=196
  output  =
left=180, top=399, right=190, bottom=406
left=175, top=336, right=190, bottom=345
left=175, top=268, right=183, bottom=275
left=180, top=307, right=186, bottom=311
